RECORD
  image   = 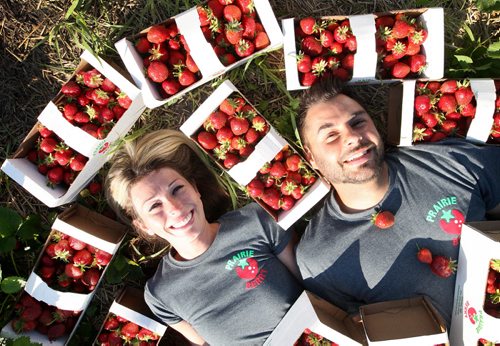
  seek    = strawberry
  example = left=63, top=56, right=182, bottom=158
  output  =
left=417, top=247, right=433, bottom=264
left=65, top=263, right=83, bottom=279
left=301, top=36, right=323, bottom=56
left=135, top=36, right=151, bottom=54
left=82, top=267, right=100, bottom=288
left=300, top=72, right=317, bottom=86
left=245, top=127, right=260, bottom=144
left=235, top=38, right=255, bottom=57
left=455, top=86, right=474, bottom=106
left=162, top=79, right=181, bottom=96
left=137, top=328, right=160, bottom=341
left=185, top=54, right=199, bottom=73
left=391, top=40, right=407, bottom=59
left=269, top=161, right=287, bottom=179
left=197, top=131, right=218, bottom=150
left=344, top=35, right=357, bottom=52
left=391, top=62, right=410, bottom=78
left=73, top=249, right=93, bottom=267
left=53, top=239, right=73, bottom=261
left=409, top=54, right=426, bottom=74
left=175, top=67, right=196, bottom=87
left=430, top=256, right=457, bottom=278
left=440, top=80, right=458, bottom=94
left=68, top=236, right=86, bottom=250
left=216, top=126, right=234, bottom=143
left=261, top=188, right=280, bottom=210
left=280, top=195, right=296, bottom=211
left=371, top=210, right=395, bottom=229
left=252, top=115, right=268, bottom=133
left=333, top=23, right=350, bottom=44
left=441, top=120, right=458, bottom=134
left=254, top=31, right=270, bottom=50
left=225, top=20, right=243, bottom=45
left=61, top=81, right=81, bottom=97
left=38, top=125, right=53, bottom=138
left=122, top=322, right=140, bottom=339
left=280, top=178, right=298, bottom=196
left=414, top=95, right=431, bottom=115
left=299, top=17, right=317, bottom=35
left=83, top=69, right=103, bottom=88
left=70, top=154, right=87, bottom=172
left=229, top=116, right=249, bottom=136
left=47, top=166, right=64, bottom=186
left=460, top=103, right=476, bottom=117
left=437, top=94, right=457, bottom=114
left=409, top=29, right=427, bottom=45
left=297, top=52, right=312, bottom=73
left=223, top=152, right=240, bottom=169
left=413, top=123, right=432, bottom=142
left=147, top=61, right=169, bottom=83
left=147, top=25, right=170, bottom=44
left=39, top=137, right=58, bottom=153
left=219, top=52, right=237, bottom=66
left=285, top=154, right=303, bottom=172
left=319, top=30, right=334, bottom=48
left=47, top=323, right=66, bottom=341
left=421, top=112, right=439, bottom=128
left=169, top=50, right=185, bottom=66
left=247, top=178, right=264, bottom=198
left=205, top=111, right=228, bottom=131
left=224, top=4, right=241, bottom=22
left=392, top=19, right=414, bottom=39
left=235, top=0, right=254, bottom=14
left=405, top=41, right=421, bottom=56
left=94, top=249, right=113, bottom=267
left=63, top=102, right=79, bottom=121
left=12, top=318, right=37, bottom=333
left=20, top=303, right=42, bottom=321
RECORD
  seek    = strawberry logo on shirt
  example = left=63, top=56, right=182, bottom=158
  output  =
left=225, top=250, right=268, bottom=290
left=425, top=196, right=464, bottom=245
left=439, top=209, right=464, bottom=235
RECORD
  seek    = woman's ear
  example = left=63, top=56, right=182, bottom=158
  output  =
left=132, top=219, right=155, bottom=236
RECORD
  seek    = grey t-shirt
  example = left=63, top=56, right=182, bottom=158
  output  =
left=296, top=139, right=500, bottom=326
left=144, top=203, right=303, bottom=345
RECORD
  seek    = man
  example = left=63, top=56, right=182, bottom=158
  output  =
left=295, top=77, right=500, bottom=326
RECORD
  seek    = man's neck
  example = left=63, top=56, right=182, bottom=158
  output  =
left=333, top=163, right=390, bottom=213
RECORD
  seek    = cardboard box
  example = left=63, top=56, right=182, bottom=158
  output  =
left=93, top=287, right=167, bottom=345
left=360, top=296, right=449, bottom=345
left=180, top=80, right=330, bottom=230
left=0, top=204, right=127, bottom=345
left=115, top=0, right=283, bottom=109
left=387, top=79, right=497, bottom=146
left=1, top=50, right=146, bottom=207
left=450, top=221, right=500, bottom=346
left=266, top=292, right=449, bottom=346
left=282, top=8, right=444, bottom=90
left=264, top=291, right=365, bottom=346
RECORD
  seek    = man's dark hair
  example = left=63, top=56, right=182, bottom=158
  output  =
left=297, top=77, right=368, bottom=144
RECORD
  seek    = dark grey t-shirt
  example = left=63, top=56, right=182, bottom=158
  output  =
left=144, top=203, right=303, bottom=345
left=296, top=139, right=500, bottom=326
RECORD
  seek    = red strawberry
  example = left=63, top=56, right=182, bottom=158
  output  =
left=301, top=36, right=323, bottom=56
left=12, top=318, right=37, bottom=333
left=455, top=86, right=474, bottom=106
left=269, top=161, right=287, bottom=179
left=68, top=236, right=86, bottom=250
left=147, top=61, right=169, bottom=83
left=61, top=81, right=81, bottom=97
left=83, top=69, right=103, bottom=88
left=430, top=256, right=457, bottom=278
left=333, top=23, right=351, bottom=44
left=225, top=21, right=243, bottom=45
left=70, top=154, right=87, bottom=172
left=47, top=166, right=64, bottom=186
left=47, top=323, right=66, bottom=341
left=39, top=137, right=58, bottom=153
left=437, top=94, right=457, bottom=114
left=417, top=247, right=433, bottom=264
left=185, top=54, right=199, bottom=73
left=135, top=36, right=151, bottom=54
left=82, top=267, right=100, bottom=287
left=280, top=195, right=296, bottom=211
left=391, top=62, right=410, bottom=78
left=162, top=79, right=181, bottom=96
left=205, top=111, right=228, bottom=131
left=440, top=80, right=458, bottom=94
left=409, top=54, right=426, bottom=74
left=319, top=29, right=334, bottom=48
left=104, top=315, right=120, bottom=331
left=421, top=112, right=439, bottom=128
left=247, top=178, right=264, bottom=198
left=175, top=67, right=196, bottom=87
left=299, top=17, right=317, bottom=35
left=235, top=0, right=254, bottom=14
left=392, top=19, right=414, bottom=39
left=223, top=152, right=240, bottom=169
left=371, top=210, right=395, bottom=229
left=285, top=154, right=303, bottom=172
left=224, top=4, right=241, bottom=22
left=73, top=249, right=93, bottom=267
left=409, top=29, right=427, bottom=45
left=252, top=115, right=268, bottom=133
left=254, top=31, right=270, bottom=50
left=65, top=263, right=83, bottom=279
left=230, top=116, right=249, bottom=136
left=300, top=72, right=317, bottom=86
left=38, top=125, right=53, bottom=138
left=95, top=249, right=113, bottom=267
left=245, top=127, right=260, bottom=144
left=147, top=25, right=170, bottom=44
left=235, top=38, right=255, bottom=57
left=460, top=103, right=476, bottom=117
left=197, top=131, right=218, bottom=150
left=261, top=188, right=280, bottom=210
left=414, top=95, right=431, bottom=115
left=62, top=103, right=79, bottom=121
left=216, top=126, right=234, bottom=143
left=117, top=91, right=132, bottom=109
left=280, top=178, right=298, bottom=196
left=297, top=53, right=312, bottom=73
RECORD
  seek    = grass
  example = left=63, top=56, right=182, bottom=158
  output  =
left=0, top=0, right=498, bottom=344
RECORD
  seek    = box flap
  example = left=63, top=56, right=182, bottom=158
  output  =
left=350, top=14, right=377, bottom=82
left=466, top=79, right=496, bottom=143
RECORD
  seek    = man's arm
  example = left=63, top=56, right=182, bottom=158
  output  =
left=277, top=232, right=303, bottom=281
left=169, top=320, right=207, bottom=346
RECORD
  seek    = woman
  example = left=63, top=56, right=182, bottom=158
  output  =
left=105, top=129, right=303, bottom=345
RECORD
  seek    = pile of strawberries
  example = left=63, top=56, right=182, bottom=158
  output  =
left=294, top=17, right=356, bottom=86
left=96, top=313, right=161, bottom=346
left=197, top=0, right=270, bottom=66
left=134, top=21, right=201, bottom=99
left=59, top=67, right=132, bottom=139
left=25, top=125, right=88, bottom=187
left=484, top=259, right=500, bottom=318
left=412, top=79, right=476, bottom=143
left=294, top=328, right=338, bottom=346
left=246, top=146, right=318, bottom=213
left=11, top=291, right=81, bottom=341
left=416, top=247, right=457, bottom=279
left=35, top=230, right=113, bottom=294
left=375, top=13, right=428, bottom=79
left=487, top=81, right=500, bottom=144
left=195, top=94, right=269, bottom=169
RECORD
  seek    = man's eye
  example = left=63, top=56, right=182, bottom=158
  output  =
left=326, top=133, right=339, bottom=142
left=172, top=185, right=184, bottom=194
left=352, top=119, right=366, bottom=128
left=149, top=202, right=161, bottom=212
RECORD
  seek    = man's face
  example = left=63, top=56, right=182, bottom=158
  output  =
left=302, top=94, right=385, bottom=185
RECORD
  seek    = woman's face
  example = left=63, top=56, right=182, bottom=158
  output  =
left=130, top=167, right=208, bottom=247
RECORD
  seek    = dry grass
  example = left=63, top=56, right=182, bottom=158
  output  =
left=0, top=0, right=498, bottom=344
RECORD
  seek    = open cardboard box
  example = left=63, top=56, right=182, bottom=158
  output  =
left=282, top=8, right=444, bottom=90
left=93, top=286, right=167, bottom=345
left=1, top=204, right=128, bottom=345
left=1, top=50, right=146, bottom=208
left=360, top=296, right=449, bottom=345
left=115, top=0, right=283, bottom=109
left=180, top=80, right=330, bottom=230
left=266, top=292, right=449, bottom=346
left=387, top=79, right=497, bottom=146
left=450, top=221, right=500, bottom=346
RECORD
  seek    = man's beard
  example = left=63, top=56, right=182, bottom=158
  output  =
left=315, top=141, right=385, bottom=185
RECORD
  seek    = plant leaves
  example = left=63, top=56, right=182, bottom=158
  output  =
left=17, top=215, right=42, bottom=241
left=1, top=276, right=26, bottom=294
left=476, top=0, right=500, bottom=11
left=0, top=236, right=17, bottom=254
left=0, top=207, right=22, bottom=237
left=487, top=41, right=500, bottom=58
left=454, top=55, right=474, bottom=64
left=462, top=24, right=475, bottom=42
left=65, top=0, right=81, bottom=19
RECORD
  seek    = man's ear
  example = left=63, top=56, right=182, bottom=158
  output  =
left=304, top=145, right=318, bottom=170
left=133, top=219, right=155, bottom=236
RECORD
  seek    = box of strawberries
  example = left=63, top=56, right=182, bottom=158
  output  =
left=265, top=292, right=448, bottom=346
left=115, top=0, right=283, bottom=109
left=180, top=80, right=330, bottom=230
left=0, top=204, right=127, bottom=345
left=282, top=8, right=444, bottom=90
left=450, top=221, right=500, bottom=346
left=1, top=50, right=146, bottom=207
left=387, top=79, right=499, bottom=146
left=94, top=287, right=167, bottom=345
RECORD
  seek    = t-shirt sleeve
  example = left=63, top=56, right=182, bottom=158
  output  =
left=250, top=203, right=292, bottom=255
left=144, top=280, right=183, bottom=325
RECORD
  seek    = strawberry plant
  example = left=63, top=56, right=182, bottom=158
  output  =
left=294, top=328, right=339, bottom=346
left=294, top=16, right=356, bottom=86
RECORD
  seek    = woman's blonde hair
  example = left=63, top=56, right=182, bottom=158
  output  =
left=105, top=129, right=230, bottom=226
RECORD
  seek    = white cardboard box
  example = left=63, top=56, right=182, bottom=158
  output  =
left=1, top=50, right=146, bottom=208
left=450, top=221, right=500, bottom=346
left=180, top=80, right=330, bottom=230
left=282, top=8, right=444, bottom=90
left=115, top=0, right=283, bottom=109
left=387, top=79, right=497, bottom=146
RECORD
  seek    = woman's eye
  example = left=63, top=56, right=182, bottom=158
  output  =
left=172, top=185, right=184, bottom=194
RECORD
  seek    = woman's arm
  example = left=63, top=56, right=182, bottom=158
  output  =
left=169, top=320, right=208, bottom=346
left=277, top=232, right=303, bottom=281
